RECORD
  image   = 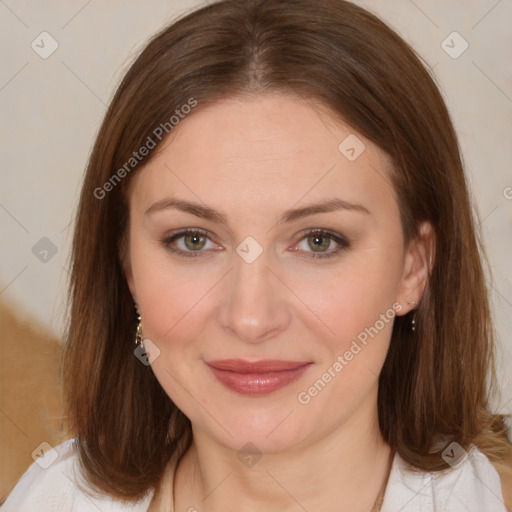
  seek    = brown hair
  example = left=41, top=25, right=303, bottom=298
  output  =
left=63, top=0, right=512, bottom=500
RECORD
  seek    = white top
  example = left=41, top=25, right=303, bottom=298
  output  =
left=1, top=438, right=507, bottom=511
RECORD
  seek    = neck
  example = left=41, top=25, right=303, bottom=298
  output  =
left=173, top=387, right=392, bottom=512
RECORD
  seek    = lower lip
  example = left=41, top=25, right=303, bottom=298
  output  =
left=207, top=363, right=312, bottom=396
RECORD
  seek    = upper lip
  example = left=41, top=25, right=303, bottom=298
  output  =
left=205, top=359, right=312, bottom=373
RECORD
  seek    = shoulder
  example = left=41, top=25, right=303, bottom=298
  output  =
left=1, top=438, right=154, bottom=512
left=381, top=444, right=509, bottom=512
left=491, top=446, right=512, bottom=512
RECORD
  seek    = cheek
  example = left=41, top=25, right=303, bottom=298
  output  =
left=129, top=241, right=211, bottom=349
left=289, top=248, right=403, bottom=353
left=293, top=268, right=397, bottom=416
left=131, top=251, right=213, bottom=411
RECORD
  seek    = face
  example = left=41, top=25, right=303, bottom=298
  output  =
left=124, top=93, right=428, bottom=454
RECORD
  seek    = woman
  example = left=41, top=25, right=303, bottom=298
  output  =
left=3, top=0, right=511, bottom=510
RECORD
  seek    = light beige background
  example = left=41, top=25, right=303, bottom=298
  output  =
left=1, top=0, right=511, bottom=415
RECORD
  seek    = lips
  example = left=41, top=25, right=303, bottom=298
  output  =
left=205, top=359, right=312, bottom=395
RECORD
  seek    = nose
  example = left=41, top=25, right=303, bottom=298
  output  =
left=218, top=248, right=291, bottom=344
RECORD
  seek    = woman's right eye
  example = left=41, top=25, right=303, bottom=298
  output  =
left=161, top=229, right=218, bottom=258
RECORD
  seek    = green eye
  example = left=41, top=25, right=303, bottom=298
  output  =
left=184, top=233, right=207, bottom=250
left=162, top=229, right=214, bottom=257
left=307, top=235, right=332, bottom=252
left=296, top=229, right=349, bottom=259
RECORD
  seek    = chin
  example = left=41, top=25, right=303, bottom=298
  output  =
left=194, top=404, right=314, bottom=455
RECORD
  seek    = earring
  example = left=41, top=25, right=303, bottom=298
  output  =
left=135, top=314, right=144, bottom=348
left=406, top=301, right=417, bottom=332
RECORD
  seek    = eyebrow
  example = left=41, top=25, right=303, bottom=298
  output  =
left=144, top=197, right=370, bottom=224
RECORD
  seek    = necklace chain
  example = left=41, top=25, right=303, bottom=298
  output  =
left=163, top=448, right=394, bottom=512
left=370, top=449, right=394, bottom=512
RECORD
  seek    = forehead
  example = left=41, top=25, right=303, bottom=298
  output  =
left=128, top=93, right=396, bottom=220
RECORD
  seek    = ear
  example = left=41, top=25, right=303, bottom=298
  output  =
left=395, top=221, right=435, bottom=316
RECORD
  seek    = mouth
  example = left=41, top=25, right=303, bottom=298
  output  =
left=205, top=359, right=313, bottom=396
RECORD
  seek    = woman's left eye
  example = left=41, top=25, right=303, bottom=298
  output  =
left=294, top=229, right=349, bottom=259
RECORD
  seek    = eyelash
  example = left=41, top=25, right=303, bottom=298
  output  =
left=160, top=228, right=349, bottom=260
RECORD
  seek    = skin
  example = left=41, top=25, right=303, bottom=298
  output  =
left=123, top=93, right=433, bottom=511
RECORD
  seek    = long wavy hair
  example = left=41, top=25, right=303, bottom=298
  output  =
left=63, top=0, right=511, bottom=500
